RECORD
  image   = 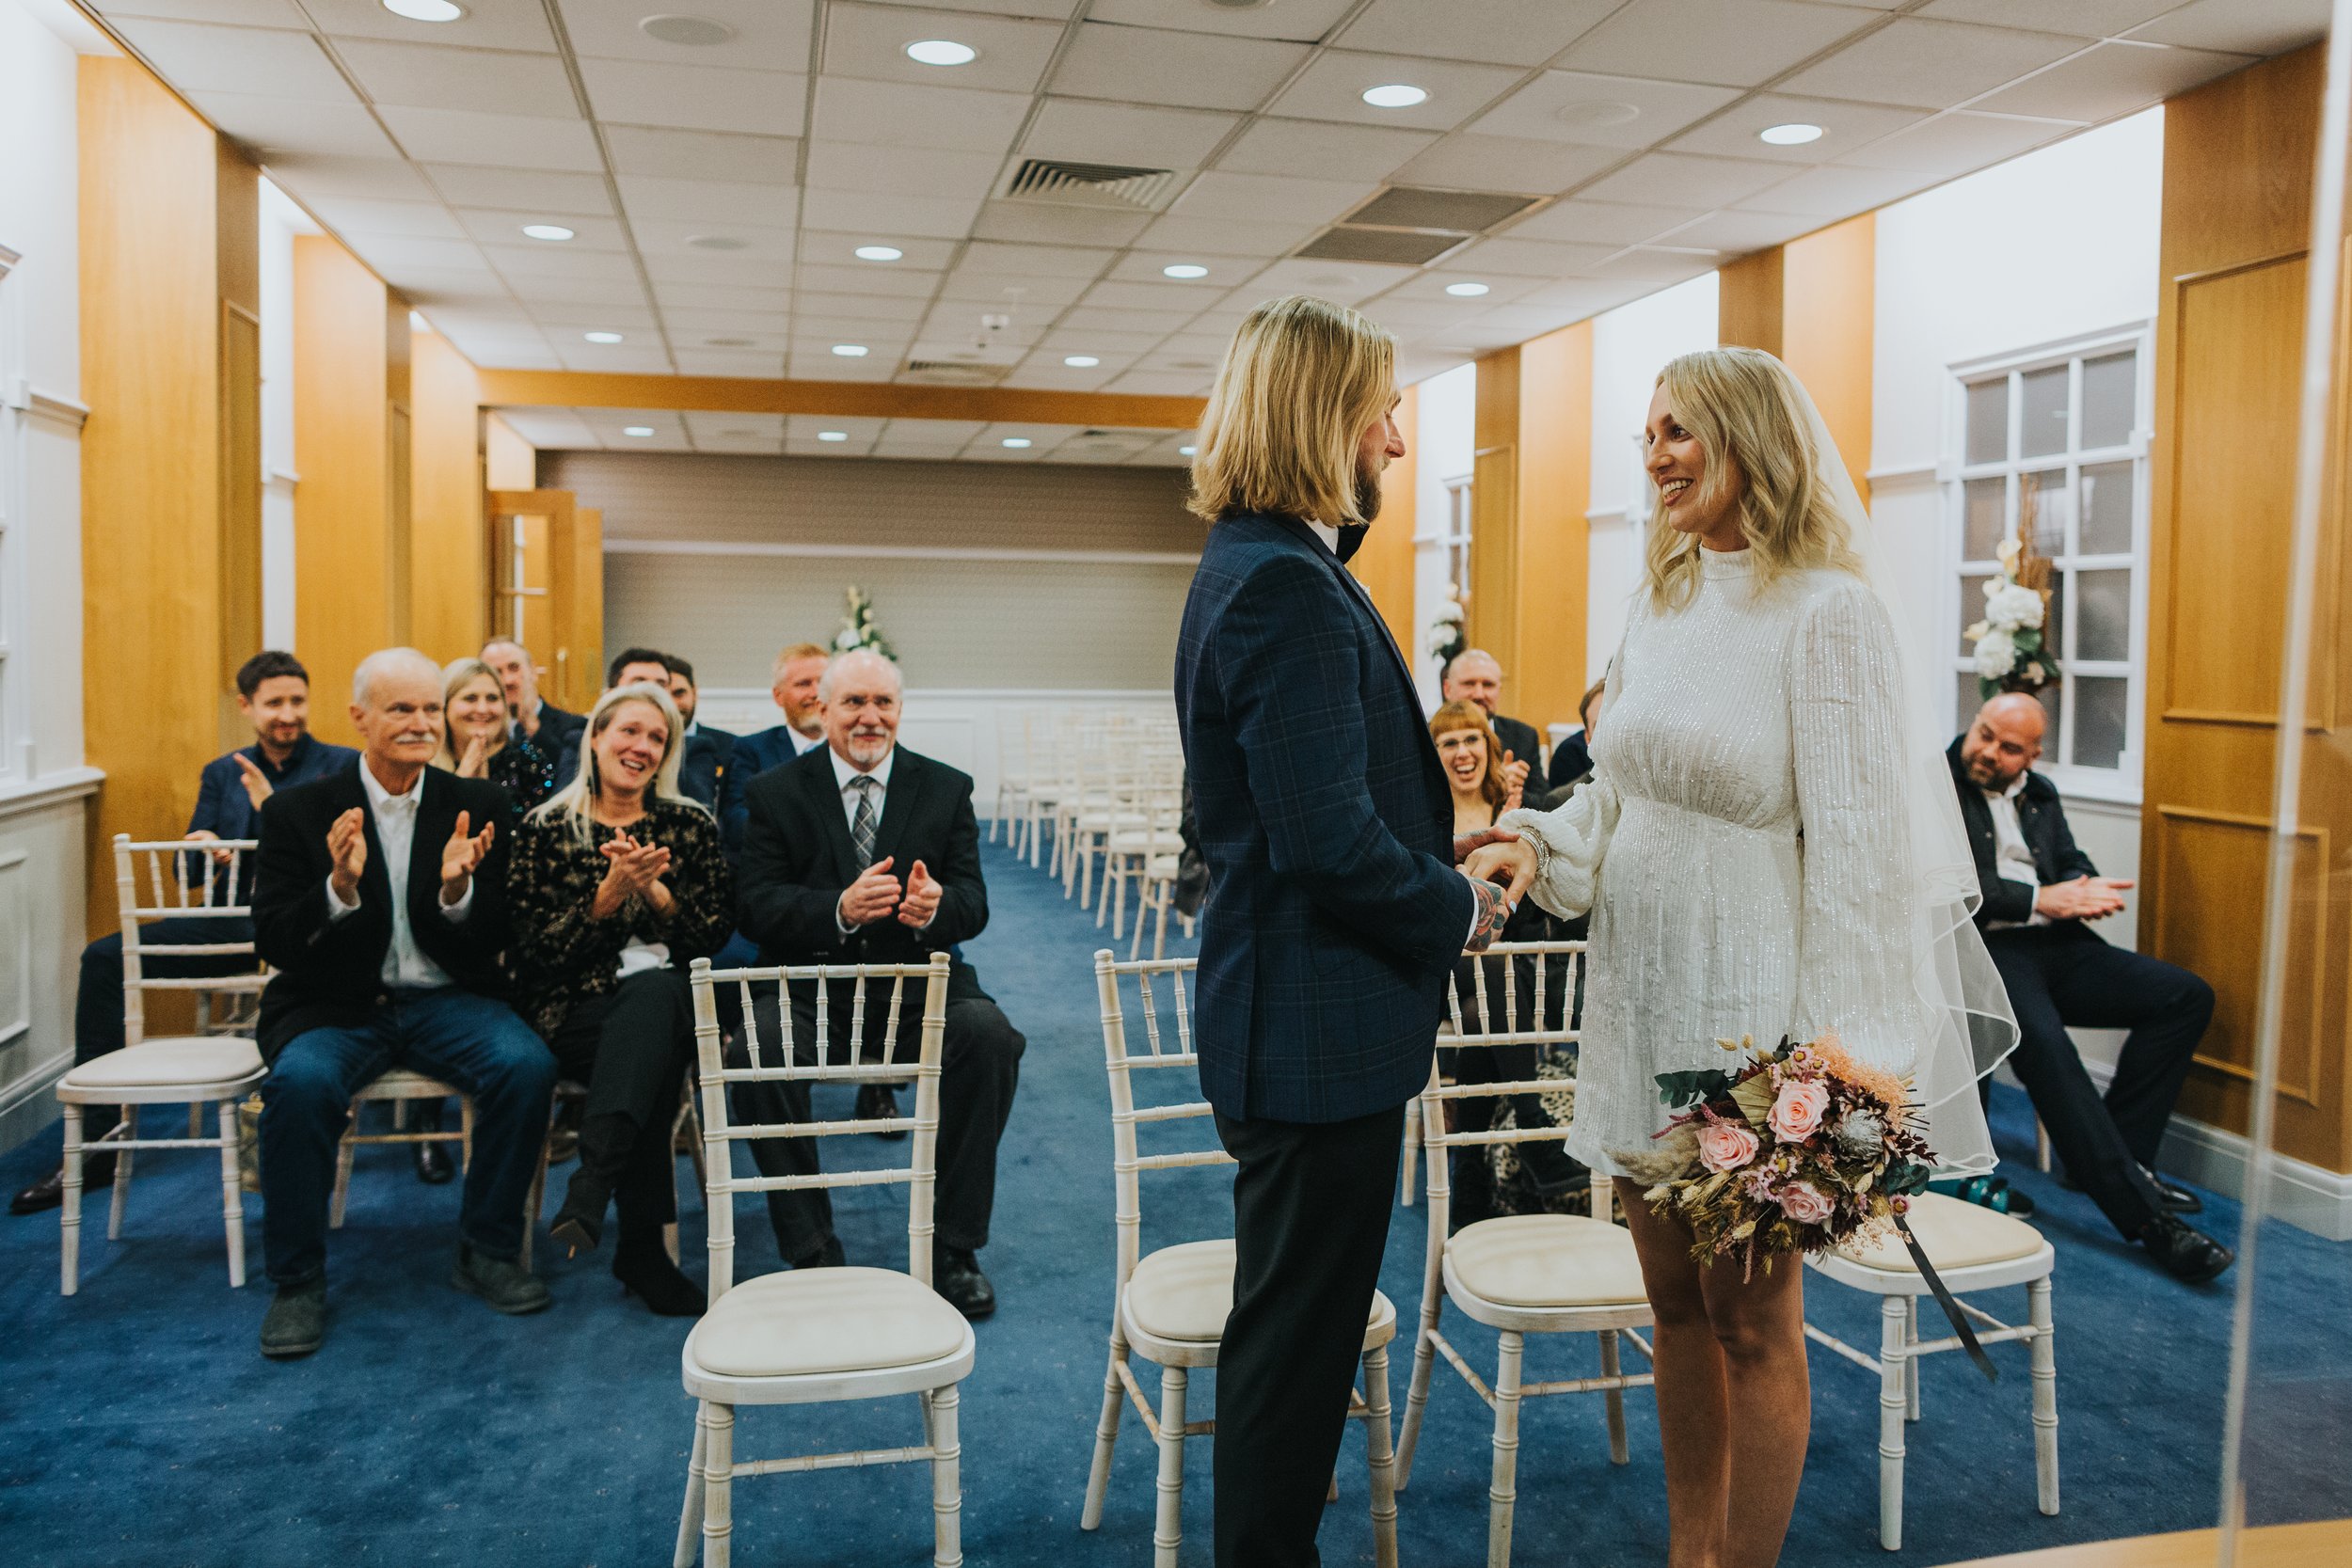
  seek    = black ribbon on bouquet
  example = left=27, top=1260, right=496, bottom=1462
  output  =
left=1894, top=1214, right=2000, bottom=1384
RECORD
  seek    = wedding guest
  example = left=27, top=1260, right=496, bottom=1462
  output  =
left=719, top=641, right=832, bottom=854
left=1545, top=677, right=1607, bottom=797
left=1951, top=693, right=2232, bottom=1282
left=249, top=648, right=556, bottom=1359
left=651, top=652, right=737, bottom=811
left=10, top=652, right=355, bottom=1216
left=482, top=638, right=585, bottom=761
left=1442, top=648, right=1537, bottom=803
left=508, top=682, right=731, bottom=1317
left=1431, top=700, right=1581, bottom=1225
left=730, top=650, right=1025, bottom=1320
left=438, top=657, right=558, bottom=816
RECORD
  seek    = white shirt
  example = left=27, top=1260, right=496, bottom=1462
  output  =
left=788, top=725, right=825, bottom=756
left=1980, top=773, right=2049, bottom=930
left=831, top=746, right=928, bottom=933
left=325, top=762, right=476, bottom=989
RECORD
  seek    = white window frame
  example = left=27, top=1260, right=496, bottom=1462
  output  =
left=1944, top=322, right=2153, bottom=805
left=0, top=241, right=22, bottom=784
left=1440, top=473, right=1472, bottom=598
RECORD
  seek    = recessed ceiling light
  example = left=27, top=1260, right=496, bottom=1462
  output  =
left=1758, top=121, right=1824, bottom=146
left=855, top=245, right=903, bottom=261
left=833, top=344, right=869, bottom=356
left=687, top=233, right=746, bottom=250
left=381, top=0, right=463, bottom=21
left=1063, top=355, right=1100, bottom=368
left=639, top=14, right=733, bottom=46
left=521, top=223, right=574, bottom=241
left=1444, top=281, right=1490, bottom=297
left=407, top=309, right=429, bottom=330
left=1557, top=100, right=1642, bottom=130
left=583, top=330, right=624, bottom=343
left=905, top=40, right=977, bottom=67
left=818, top=431, right=849, bottom=442
left=1179, top=445, right=1197, bottom=455
left=1361, top=84, right=1429, bottom=109
left=622, top=426, right=655, bottom=437
left=1001, top=436, right=1032, bottom=449
left=1163, top=263, right=1209, bottom=278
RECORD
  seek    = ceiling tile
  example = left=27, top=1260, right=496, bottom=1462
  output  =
left=1166, top=170, right=1379, bottom=226
left=193, top=92, right=401, bottom=158
left=632, top=218, right=797, bottom=259
left=1102, top=251, right=1255, bottom=286
left=812, top=73, right=1032, bottom=151
left=797, top=290, right=931, bottom=324
left=1061, top=306, right=1198, bottom=335
left=1037, top=327, right=1160, bottom=352
left=799, top=231, right=961, bottom=268
left=1446, top=235, right=1617, bottom=277
left=1576, top=150, right=1796, bottom=209
left=1577, top=246, right=1719, bottom=282
left=112, top=19, right=352, bottom=101
left=804, top=140, right=1008, bottom=198
left=1391, top=134, right=1617, bottom=195
left=334, top=40, right=580, bottom=116
left=801, top=188, right=984, bottom=239
left=579, top=57, right=808, bottom=135
left=616, top=174, right=799, bottom=227
left=968, top=202, right=1152, bottom=245
left=2127, top=0, right=2330, bottom=55
left=345, top=233, right=494, bottom=272
left=103, top=0, right=310, bottom=24
left=426, top=165, right=614, bottom=214
left=1232, top=256, right=1418, bottom=305
left=1469, top=70, right=1743, bottom=149
left=532, top=304, right=660, bottom=331
left=1135, top=212, right=1321, bottom=256
left=555, top=0, right=815, bottom=71
left=1558, top=0, right=1883, bottom=88
left=1108, top=372, right=1212, bottom=396
left=456, top=209, right=633, bottom=249
left=1651, top=207, right=1825, bottom=253
left=1267, top=50, right=1526, bottom=133
left=1216, top=118, right=1438, bottom=182
left=959, top=240, right=1116, bottom=277
left=1969, top=40, right=2257, bottom=121
left=1836, top=108, right=2084, bottom=175
left=307, top=197, right=469, bottom=239
left=1082, top=278, right=1221, bottom=312
left=1508, top=277, right=1655, bottom=315
left=502, top=275, right=650, bottom=304
left=653, top=281, right=795, bottom=311
left=1050, top=24, right=1311, bottom=112
left=263, top=153, right=436, bottom=201
left=1021, top=98, right=1241, bottom=166
left=1923, top=0, right=2181, bottom=37
left=484, top=241, right=644, bottom=280
left=557, top=343, right=675, bottom=373
left=602, top=125, right=801, bottom=183
left=1733, top=162, right=1936, bottom=216
left=1338, top=0, right=1617, bottom=65
left=1668, top=94, right=1929, bottom=165
left=940, top=269, right=1091, bottom=305
left=1777, top=18, right=2088, bottom=110
left=1503, top=198, right=1704, bottom=245
left=1085, top=0, right=1354, bottom=43
left=302, top=0, right=561, bottom=53
left=821, top=3, right=1065, bottom=93
left=378, top=106, right=603, bottom=170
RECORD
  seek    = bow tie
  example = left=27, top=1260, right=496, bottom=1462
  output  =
left=1334, top=523, right=1368, bottom=564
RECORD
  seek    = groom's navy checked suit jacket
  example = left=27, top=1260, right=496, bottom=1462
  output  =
left=1175, top=512, right=1475, bottom=1124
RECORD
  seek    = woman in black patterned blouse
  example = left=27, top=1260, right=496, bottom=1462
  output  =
left=437, top=657, right=559, bottom=816
left=508, top=682, right=732, bottom=1316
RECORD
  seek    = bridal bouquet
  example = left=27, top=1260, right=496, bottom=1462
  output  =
left=1638, top=1032, right=1935, bottom=1277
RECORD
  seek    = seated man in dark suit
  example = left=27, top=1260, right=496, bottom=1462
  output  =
left=1952, top=693, right=2232, bottom=1284
left=731, top=649, right=1025, bottom=1320
left=607, top=648, right=730, bottom=811
left=718, top=640, right=832, bottom=857
left=483, top=637, right=586, bottom=780
left=11, top=651, right=357, bottom=1215
left=250, top=648, right=558, bottom=1358
left=1442, top=648, right=1536, bottom=803
left=1545, top=676, right=1605, bottom=796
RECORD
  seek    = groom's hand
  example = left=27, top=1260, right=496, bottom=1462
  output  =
left=1463, top=877, right=1509, bottom=954
left=1466, top=839, right=1538, bottom=904
left=1452, top=826, right=1515, bottom=863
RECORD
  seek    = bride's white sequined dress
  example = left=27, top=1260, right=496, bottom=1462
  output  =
left=1502, top=547, right=1931, bottom=1178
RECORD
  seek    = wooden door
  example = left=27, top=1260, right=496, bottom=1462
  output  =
left=487, top=488, right=599, bottom=712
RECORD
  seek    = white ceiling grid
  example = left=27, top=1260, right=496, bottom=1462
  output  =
left=81, top=0, right=2328, bottom=459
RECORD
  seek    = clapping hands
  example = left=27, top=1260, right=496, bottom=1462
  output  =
left=439, top=811, right=495, bottom=904
left=595, top=829, right=673, bottom=916
left=834, top=856, right=946, bottom=931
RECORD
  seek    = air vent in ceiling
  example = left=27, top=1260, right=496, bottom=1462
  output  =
left=902, top=358, right=1008, bottom=387
left=1294, top=184, right=1544, bottom=271
left=1001, top=158, right=1180, bottom=213
left=1296, top=228, right=1467, bottom=266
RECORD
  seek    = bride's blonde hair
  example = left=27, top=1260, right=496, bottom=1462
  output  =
left=1642, top=347, right=1862, bottom=611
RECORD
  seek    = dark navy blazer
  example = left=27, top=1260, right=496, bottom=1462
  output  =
left=718, top=722, right=817, bottom=856
left=1175, top=512, right=1473, bottom=1124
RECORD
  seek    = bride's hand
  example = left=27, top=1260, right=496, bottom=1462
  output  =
left=1465, top=839, right=1538, bottom=904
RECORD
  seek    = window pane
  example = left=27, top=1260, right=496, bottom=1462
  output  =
left=1963, top=477, right=2007, bottom=560
left=1956, top=671, right=1981, bottom=735
left=2023, top=468, right=2068, bottom=557
left=2077, top=567, right=2132, bottom=662
left=2021, top=363, right=2069, bottom=457
left=2074, top=674, right=2128, bottom=769
left=2043, top=576, right=2066, bottom=666
left=2035, top=680, right=2064, bottom=755
left=1965, top=377, right=2009, bottom=466
left=2081, top=349, right=2137, bottom=449
left=1961, top=573, right=1994, bottom=655
left=2080, top=460, right=2135, bottom=555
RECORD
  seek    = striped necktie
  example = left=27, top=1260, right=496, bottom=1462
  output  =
left=849, top=774, right=881, bottom=869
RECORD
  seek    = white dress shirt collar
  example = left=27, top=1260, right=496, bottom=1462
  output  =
left=1305, top=519, right=1340, bottom=554
left=831, top=745, right=895, bottom=797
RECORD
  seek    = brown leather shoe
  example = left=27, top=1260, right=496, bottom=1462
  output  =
left=11, top=1160, right=114, bottom=1216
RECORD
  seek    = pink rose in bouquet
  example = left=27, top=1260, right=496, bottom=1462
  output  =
left=1695, top=1119, right=1760, bottom=1174
left=1776, top=1180, right=1835, bottom=1225
left=1768, top=1079, right=1830, bottom=1142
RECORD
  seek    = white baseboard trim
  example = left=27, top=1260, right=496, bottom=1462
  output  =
left=0, top=1049, right=69, bottom=1155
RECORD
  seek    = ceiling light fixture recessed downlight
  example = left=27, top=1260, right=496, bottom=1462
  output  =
left=905, top=40, right=977, bottom=67
left=818, top=431, right=849, bottom=442
left=521, top=223, right=575, bottom=241
left=622, top=426, right=655, bottom=437
left=1444, top=281, right=1490, bottom=297
left=1163, top=262, right=1209, bottom=278
left=639, top=14, right=734, bottom=46
left=1758, top=121, right=1824, bottom=146
left=832, top=343, right=869, bottom=357
left=1361, top=84, right=1429, bottom=109
left=1179, top=444, right=1197, bottom=455
left=855, top=245, right=904, bottom=261
left=382, top=0, right=464, bottom=22
left=1001, top=436, right=1032, bottom=448
left=1556, top=100, right=1642, bottom=131
left=1063, top=355, right=1100, bottom=368
left=583, top=331, right=624, bottom=343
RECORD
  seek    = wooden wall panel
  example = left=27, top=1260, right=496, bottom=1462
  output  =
left=1469, top=346, right=1521, bottom=671
left=1355, top=382, right=1418, bottom=659
left=215, top=144, right=261, bottom=738
left=1717, top=247, right=1786, bottom=356
left=407, top=329, right=486, bottom=663
left=1782, top=214, right=1877, bottom=504
left=485, top=412, right=537, bottom=491
left=1516, top=322, right=1593, bottom=731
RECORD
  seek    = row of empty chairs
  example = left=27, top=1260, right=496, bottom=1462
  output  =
left=992, top=706, right=1192, bottom=960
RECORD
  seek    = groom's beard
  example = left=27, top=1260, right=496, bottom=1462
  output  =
left=1354, top=460, right=1383, bottom=525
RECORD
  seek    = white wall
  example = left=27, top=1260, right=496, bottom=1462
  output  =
left=0, top=0, right=108, bottom=1149
left=1409, top=362, right=1474, bottom=711
left=257, top=180, right=315, bottom=653
left=1585, top=273, right=1720, bottom=677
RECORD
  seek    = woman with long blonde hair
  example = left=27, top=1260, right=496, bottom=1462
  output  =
left=436, top=657, right=558, bottom=814
left=1470, top=347, right=2013, bottom=1567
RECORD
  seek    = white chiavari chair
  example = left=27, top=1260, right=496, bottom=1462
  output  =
left=990, top=707, right=1033, bottom=847
left=1082, top=951, right=1399, bottom=1568
left=1394, top=940, right=1657, bottom=1568
left=56, top=835, right=269, bottom=1294
left=674, top=953, right=971, bottom=1568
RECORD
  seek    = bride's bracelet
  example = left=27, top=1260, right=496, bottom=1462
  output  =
left=1526, top=830, right=1552, bottom=889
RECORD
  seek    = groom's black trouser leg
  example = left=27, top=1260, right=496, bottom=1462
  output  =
left=1213, top=1102, right=1405, bottom=1568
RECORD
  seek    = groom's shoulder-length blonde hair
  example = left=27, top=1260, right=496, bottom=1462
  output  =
left=1187, top=294, right=1395, bottom=527
left=1644, top=346, right=1863, bottom=611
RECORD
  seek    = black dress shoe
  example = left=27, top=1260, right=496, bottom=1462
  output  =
left=2148, top=1169, right=2203, bottom=1214
left=261, top=1278, right=327, bottom=1360
left=855, top=1084, right=906, bottom=1141
left=450, top=1243, right=553, bottom=1314
left=412, top=1140, right=454, bottom=1185
left=548, top=1165, right=615, bottom=1258
left=933, top=1246, right=995, bottom=1320
left=2137, top=1213, right=2233, bottom=1284
left=11, top=1159, right=114, bottom=1216
left=613, top=1238, right=705, bottom=1317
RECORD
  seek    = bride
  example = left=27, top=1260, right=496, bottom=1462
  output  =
left=1470, top=347, right=2015, bottom=1568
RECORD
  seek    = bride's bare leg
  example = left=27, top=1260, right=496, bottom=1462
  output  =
left=1616, top=1179, right=1731, bottom=1568
left=1694, top=1239, right=1810, bottom=1568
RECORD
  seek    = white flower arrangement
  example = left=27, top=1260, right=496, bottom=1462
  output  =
left=1964, top=535, right=2058, bottom=696
left=834, top=585, right=897, bottom=660
left=1427, top=584, right=1468, bottom=666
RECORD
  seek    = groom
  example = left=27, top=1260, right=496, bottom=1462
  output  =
left=1174, top=294, right=1518, bottom=1566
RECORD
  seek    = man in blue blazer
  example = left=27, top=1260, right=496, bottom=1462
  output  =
left=1175, top=295, right=1518, bottom=1567
left=718, top=640, right=833, bottom=857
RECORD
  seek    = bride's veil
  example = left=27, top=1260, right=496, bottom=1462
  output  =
left=1774, top=356, right=2021, bottom=1176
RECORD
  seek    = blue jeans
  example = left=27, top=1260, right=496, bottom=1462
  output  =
left=259, top=989, right=556, bottom=1285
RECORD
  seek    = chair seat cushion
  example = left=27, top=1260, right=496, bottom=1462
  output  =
left=1831, top=1193, right=2043, bottom=1274
left=354, top=1069, right=459, bottom=1099
left=1123, top=1240, right=1392, bottom=1344
left=1446, top=1214, right=1648, bottom=1307
left=689, top=1267, right=970, bottom=1378
left=62, top=1037, right=262, bottom=1090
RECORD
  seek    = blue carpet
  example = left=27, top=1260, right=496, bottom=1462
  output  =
left=3, top=838, right=2346, bottom=1566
